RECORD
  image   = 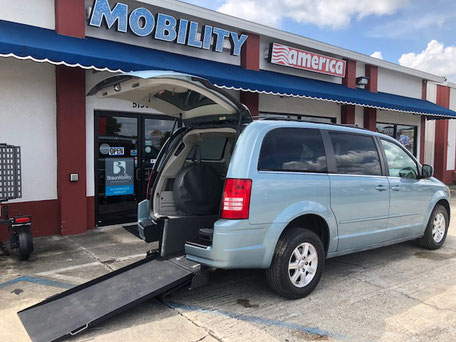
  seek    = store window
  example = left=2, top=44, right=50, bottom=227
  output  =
left=260, top=112, right=336, bottom=123
left=376, top=123, right=417, bottom=156
left=258, top=128, right=327, bottom=173
left=329, top=132, right=382, bottom=176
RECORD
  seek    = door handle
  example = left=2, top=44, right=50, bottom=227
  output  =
left=375, top=185, right=387, bottom=191
left=135, top=168, right=141, bottom=181
left=391, top=185, right=401, bottom=191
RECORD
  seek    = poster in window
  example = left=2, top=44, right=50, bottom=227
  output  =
left=105, top=158, right=134, bottom=196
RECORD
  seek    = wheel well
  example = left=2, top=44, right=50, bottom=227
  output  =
left=436, top=199, right=450, bottom=221
left=279, top=214, right=330, bottom=254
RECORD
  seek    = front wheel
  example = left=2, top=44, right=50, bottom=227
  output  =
left=418, top=204, right=449, bottom=250
left=266, top=228, right=325, bottom=299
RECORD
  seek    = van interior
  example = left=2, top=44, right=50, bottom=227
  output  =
left=151, top=127, right=238, bottom=257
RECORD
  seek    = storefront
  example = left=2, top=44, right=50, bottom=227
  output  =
left=1, top=0, right=456, bottom=240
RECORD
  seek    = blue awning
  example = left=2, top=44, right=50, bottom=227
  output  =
left=1, top=20, right=455, bottom=118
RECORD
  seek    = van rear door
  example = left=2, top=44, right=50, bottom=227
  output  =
left=88, top=70, right=252, bottom=127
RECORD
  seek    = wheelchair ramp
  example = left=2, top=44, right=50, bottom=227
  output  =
left=18, top=255, right=199, bottom=342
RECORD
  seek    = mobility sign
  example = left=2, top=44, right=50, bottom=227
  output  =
left=105, top=158, right=134, bottom=196
left=269, top=43, right=346, bottom=78
left=89, top=0, right=248, bottom=56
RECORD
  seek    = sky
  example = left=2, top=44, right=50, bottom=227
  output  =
left=180, top=0, right=456, bottom=82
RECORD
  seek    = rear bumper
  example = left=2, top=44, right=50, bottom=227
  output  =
left=185, top=219, right=269, bottom=269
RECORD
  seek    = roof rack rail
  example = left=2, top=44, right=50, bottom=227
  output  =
left=259, top=117, right=370, bottom=131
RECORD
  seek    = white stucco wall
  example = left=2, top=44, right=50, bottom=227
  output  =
left=424, top=83, right=437, bottom=165
left=0, top=57, right=57, bottom=202
left=446, top=88, right=456, bottom=171
left=355, top=62, right=365, bottom=78
left=354, top=106, right=364, bottom=128
left=378, top=67, right=422, bottom=99
left=259, top=94, right=340, bottom=122
left=0, top=0, right=55, bottom=30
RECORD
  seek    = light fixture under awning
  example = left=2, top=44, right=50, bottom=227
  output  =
left=0, top=20, right=454, bottom=119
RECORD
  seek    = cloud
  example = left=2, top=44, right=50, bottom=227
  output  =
left=217, top=0, right=408, bottom=29
left=367, top=12, right=454, bottom=39
left=370, top=51, right=384, bottom=60
left=399, top=40, right=456, bottom=80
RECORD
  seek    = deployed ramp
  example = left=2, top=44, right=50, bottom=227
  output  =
left=18, top=255, right=201, bottom=342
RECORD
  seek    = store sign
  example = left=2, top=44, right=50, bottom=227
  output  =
left=89, top=0, right=248, bottom=56
left=108, top=147, right=124, bottom=156
left=105, top=158, right=134, bottom=196
left=269, top=43, right=346, bottom=77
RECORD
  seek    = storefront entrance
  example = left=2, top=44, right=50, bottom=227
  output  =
left=95, top=111, right=174, bottom=226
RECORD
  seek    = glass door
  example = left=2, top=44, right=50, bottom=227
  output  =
left=95, top=111, right=175, bottom=226
left=96, top=112, right=140, bottom=225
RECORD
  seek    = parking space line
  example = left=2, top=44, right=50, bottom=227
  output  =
left=0, top=276, right=73, bottom=289
left=164, top=300, right=343, bottom=339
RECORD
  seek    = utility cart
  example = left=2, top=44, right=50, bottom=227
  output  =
left=0, top=144, right=33, bottom=261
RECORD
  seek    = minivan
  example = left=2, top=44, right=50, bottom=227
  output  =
left=91, top=71, right=451, bottom=298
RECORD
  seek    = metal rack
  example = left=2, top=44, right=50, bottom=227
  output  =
left=0, top=144, right=22, bottom=202
left=0, top=144, right=32, bottom=260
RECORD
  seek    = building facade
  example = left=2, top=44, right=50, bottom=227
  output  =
left=1, top=0, right=456, bottom=240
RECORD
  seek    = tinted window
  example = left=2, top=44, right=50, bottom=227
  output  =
left=381, top=139, right=418, bottom=179
left=329, top=133, right=381, bottom=176
left=188, top=136, right=227, bottom=161
left=258, top=128, right=327, bottom=172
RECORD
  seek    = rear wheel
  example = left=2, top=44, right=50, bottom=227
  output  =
left=16, top=230, right=33, bottom=261
left=266, top=228, right=325, bottom=299
left=418, top=204, right=449, bottom=250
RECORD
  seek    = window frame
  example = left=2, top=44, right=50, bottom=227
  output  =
left=377, top=136, right=422, bottom=179
left=257, top=127, right=329, bottom=174
left=321, top=130, right=386, bottom=177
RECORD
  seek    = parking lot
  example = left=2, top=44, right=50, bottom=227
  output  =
left=2, top=199, right=456, bottom=342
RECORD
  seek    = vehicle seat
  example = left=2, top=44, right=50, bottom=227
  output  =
left=173, top=146, right=223, bottom=216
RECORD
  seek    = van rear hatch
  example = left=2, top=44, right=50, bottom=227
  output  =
left=88, top=70, right=252, bottom=127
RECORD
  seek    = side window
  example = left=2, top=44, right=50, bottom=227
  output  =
left=329, top=132, right=381, bottom=176
left=381, top=139, right=418, bottom=179
left=258, top=128, right=327, bottom=173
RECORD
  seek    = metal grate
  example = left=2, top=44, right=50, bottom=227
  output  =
left=0, top=144, right=22, bottom=201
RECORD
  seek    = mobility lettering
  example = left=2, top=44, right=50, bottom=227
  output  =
left=89, top=0, right=248, bottom=56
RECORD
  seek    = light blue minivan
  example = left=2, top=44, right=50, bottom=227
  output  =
left=93, top=71, right=451, bottom=298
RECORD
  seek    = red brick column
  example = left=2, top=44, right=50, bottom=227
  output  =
left=341, top=59, right=356, bottom=124
left=364, top=65, right=378, bottom=131
left=240, top=34, right=260, bottom=117
left=55, top=0, right=89, bottom=234
left=56, top=66, right=88, bottom=235
left=434, top=85, right=451, bottom=183
left=55, top=0, right=85, bottom=38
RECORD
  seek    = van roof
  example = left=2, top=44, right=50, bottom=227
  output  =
left=251, top=118, right=393, bottom=140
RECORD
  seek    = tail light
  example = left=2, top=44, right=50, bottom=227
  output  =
left=221, top=179, right=252, bottom=220
left=14, top=217, right=31, bottom=224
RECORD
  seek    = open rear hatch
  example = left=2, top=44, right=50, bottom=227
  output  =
left=87, top=70, right=251, bottom=127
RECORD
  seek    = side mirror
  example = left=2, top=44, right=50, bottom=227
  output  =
left=421, top=164, right=433, bottom=178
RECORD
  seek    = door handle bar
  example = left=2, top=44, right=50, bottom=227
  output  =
left=375, top=185, right=387, bottom=191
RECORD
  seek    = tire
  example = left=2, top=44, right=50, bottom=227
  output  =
left=266, top=228, right=325, bottom=299
left=16, top=230, right=33, bottom=261
left=418, top=204, right=449, bottom=250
